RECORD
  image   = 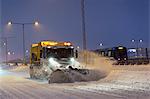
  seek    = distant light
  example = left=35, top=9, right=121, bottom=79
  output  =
left=34, top=21, right=39, bottom=26
left=99, top=43, right=103, bottom=46
left=8, top=52, right=11, bottom=55
left=131, top=39, right=135, bottom=42
left=12, top=52, right=15, bottom=55
left=3, top=43, right=6, bottom=46
left=26, top=50, right=29, bottom=53
left=139, top=39, right=143, bottom=43
left=77, top=46, right=80, bottom=49
left=8, top=21, right=12, bottom=25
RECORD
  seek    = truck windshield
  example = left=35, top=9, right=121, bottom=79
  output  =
left=46, top=48, right=74, bottom=59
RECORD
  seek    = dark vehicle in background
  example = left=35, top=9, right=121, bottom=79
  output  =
left=112, top=46, right=128, bottom=65
left=95, top=46, right=149, bottom=65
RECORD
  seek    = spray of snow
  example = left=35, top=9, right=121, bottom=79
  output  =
left=78, top=50, right=113, bottom=74
left=49, top=50, right=114, bottom=83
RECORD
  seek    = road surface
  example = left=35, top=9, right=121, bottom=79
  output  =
left=0, top=65, right=150, bottom=99
left=0, top=69, right=120, bottom=99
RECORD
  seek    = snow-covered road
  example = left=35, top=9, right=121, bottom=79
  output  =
left=0, top=64, right=150, bottom=99
left=0, top=70, right=119, bottom=99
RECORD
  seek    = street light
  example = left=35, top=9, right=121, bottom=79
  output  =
left=139, top=39, right=143, bottom=43
left=77, top=46, right=80, bottom=49
left=34, top=21, right=39, bottom=26
left=7, top=21, right=12, bottom=25
left=8, top=52, right=11, bottom=55
left=99, top=43, right=103, bottom=47
left=7, top=21, right=39, bottom=64
left=131, top=39, right=135, bottom=43
left=26, top=50, right=29, bottom=53
left=12, top=52, right=15, bottom=55
left=3, top=43, right=6, bottom=46
left=131, top=39, right=143, bottom=48
left=99, top=43, right=103, bottom=50
left=131, top=39, right=143, bottom=57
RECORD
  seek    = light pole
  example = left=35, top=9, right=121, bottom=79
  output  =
left=0, top=37, right=14, bottom=64
left=81, top=0, right=87, bottom=50
left=99, top=43, right=103, bottom=49
left=81, top=0, right=88, bottom=66
left=7, top=51, right=14, bottom=62
left=7, top=21, right=39, bottom=64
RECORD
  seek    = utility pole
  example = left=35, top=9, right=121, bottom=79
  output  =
left=5, top=38, right=8, bottom=64
left=81, top=0, right=87, bottom=50
left=22, top=24, right=25, bottom=64
left=0, top=37, right=8, bottom=63
left=0, top=37, right=14, bottom=64
left=81, top=0, right=88, bottom=66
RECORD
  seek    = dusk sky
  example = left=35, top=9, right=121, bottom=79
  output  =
left=0, top=0, right=150, bottom=60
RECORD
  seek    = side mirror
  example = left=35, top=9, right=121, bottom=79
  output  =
left=75, top=50, right=78, bottom=58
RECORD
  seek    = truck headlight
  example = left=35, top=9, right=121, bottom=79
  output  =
left=49, top=58, right=60, bottom=67
left=70, top=58, right=75, bottom=62
left=49, top=58, right=55, bottom=62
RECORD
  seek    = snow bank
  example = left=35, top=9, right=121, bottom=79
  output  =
left=49, top=69, right=107, bottom=83
left=69, top=65, right=150, bottom=98
left=9, top=66, right=29, bottom=72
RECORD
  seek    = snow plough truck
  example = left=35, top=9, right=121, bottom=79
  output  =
left=29, top=40, right=101, bottom=83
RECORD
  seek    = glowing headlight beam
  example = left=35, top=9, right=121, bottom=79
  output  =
left=49, top=58, right=54, bottom=62
left=48, top=58, right=60, bottom=67
left=70, top=58, right=75, bottom=62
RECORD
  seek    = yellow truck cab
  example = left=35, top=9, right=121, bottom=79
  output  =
left=30, top=41, right=74, bottom=65
left=30, top=40, right=79, bottom=79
